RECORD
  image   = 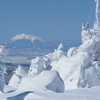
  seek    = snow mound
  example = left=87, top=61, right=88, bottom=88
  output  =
left=11, top=33, right=44, bottom=43
left=17, top=70, right=64, bottom=93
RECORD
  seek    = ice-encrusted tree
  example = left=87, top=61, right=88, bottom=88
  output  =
left=81, top=0, right=100, bottom=65
left=8, top=65, right=27, bottom=88
left=28, top=57, right=46, bottom=76
left=0, top=45, right=9, bottom=92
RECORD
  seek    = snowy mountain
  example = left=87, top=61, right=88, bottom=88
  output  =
left=3, top=33, right=55, bottom=56
left=1, top=33, right=56, bottom=65
left=11, top=33, right=44, bottom=42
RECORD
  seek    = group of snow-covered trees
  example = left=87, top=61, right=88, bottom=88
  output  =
left=7, top=39, right=100, bottom=92
left=1, top=19, right=100, bottom=93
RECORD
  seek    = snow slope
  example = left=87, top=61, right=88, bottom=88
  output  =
left=24, top=87, right=100, bottom=100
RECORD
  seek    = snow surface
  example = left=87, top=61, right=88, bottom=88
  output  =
left=24, top=87, right=100, bottom=100
left=0, top=86, right=100, bottom=100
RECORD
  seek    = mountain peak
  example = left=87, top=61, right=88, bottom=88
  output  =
left=11, top=33, right=44, bottom=42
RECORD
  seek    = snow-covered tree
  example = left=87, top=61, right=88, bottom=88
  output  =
left=28, top=57, right=46, bottom=76
left=0, top=45, right=9, bottom=92
left=8, top=65, right=27, bottom=88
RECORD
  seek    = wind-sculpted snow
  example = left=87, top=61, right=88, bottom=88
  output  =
left=17, top=70, right=64, bottom=93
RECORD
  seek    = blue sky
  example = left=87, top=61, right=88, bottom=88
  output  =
left=0, top=0, right=95, bottom=44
